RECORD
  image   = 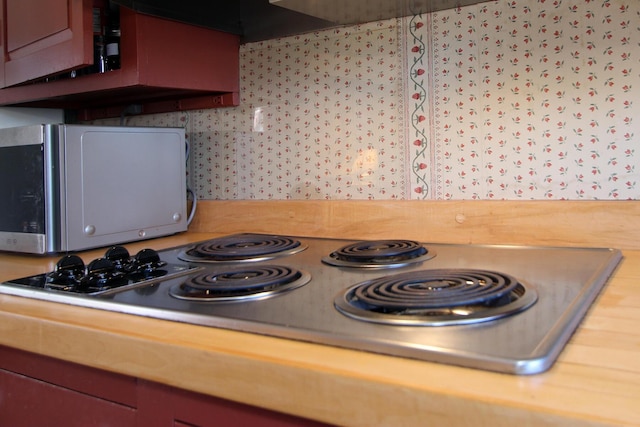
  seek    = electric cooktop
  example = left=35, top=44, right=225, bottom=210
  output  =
left=0, top=234, right=622, bottom=375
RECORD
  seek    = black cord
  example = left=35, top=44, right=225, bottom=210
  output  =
left=119, top=104, right=143, bottom=125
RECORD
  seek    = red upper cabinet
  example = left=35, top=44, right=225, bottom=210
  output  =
left=2, top=0, right=93, bottom=88
left=0, top=0, right=240, bottom=119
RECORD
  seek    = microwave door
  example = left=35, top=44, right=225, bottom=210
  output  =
left=0, top=124, right=62, bottom=254
left=0, top=143, right=47, bottom=252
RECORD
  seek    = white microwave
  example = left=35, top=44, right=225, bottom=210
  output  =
left=0, top=124, right=187, bottom=254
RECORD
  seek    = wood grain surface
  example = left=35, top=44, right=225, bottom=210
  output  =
left=190, top=200, right=640, bottom=249
left=1, top=201, right=639, bottom=426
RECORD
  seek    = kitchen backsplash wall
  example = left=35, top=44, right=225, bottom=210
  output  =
left=421, top=0, right=638, bottom=200
left=108, top=0, right=639, bottom=200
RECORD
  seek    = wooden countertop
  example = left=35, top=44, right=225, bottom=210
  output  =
left=1, top=201, right=639, bottom=426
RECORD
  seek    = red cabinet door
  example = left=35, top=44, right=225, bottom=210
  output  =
left=1, top=0, right=93, bottom=87
left=0, top=369, right=137, bottom=427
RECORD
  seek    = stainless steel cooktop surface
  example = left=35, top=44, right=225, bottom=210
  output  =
left=0, top=234, right=622, bottom=375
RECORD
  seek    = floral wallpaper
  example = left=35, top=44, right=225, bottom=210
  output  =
left=414, top=0, right=639, bottom=199
left=113, top=0, right=639, bottom=200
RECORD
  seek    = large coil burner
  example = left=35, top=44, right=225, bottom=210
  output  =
left=179, top=234, right=307, bottom=263
left=170, top=265, right=310, bottom=302
left=334, top=269, right=537, bottom=326
left=322, top=239, right=435, bottom=268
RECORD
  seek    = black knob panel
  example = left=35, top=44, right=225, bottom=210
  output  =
left=45, top=246, right=167, bottom=293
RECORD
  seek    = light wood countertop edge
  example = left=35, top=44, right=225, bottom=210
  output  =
left=0, top=292, right=629, bottom=427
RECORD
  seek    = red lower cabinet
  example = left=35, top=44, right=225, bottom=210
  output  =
left=0, top=369, right=137, bottom=426
left=0, top=345, right=328, bottom=427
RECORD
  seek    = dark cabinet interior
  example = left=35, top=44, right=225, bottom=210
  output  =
left=270, top=0, right=493, bottom=26
left=112, top=0, right=336, bottom=43
left=114, top=0, right=493, bottom=42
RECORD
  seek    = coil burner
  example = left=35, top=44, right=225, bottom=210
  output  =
left=334, top=269, right=537, bottom=326
left=178, top=234, right=307, bottom=263
left=322, top=239, right=435, bottom=268
left=169, top=265, right=311, bottom=302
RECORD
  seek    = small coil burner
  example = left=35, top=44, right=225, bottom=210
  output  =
left=179, top=234, right=307, bottom=263
left=170, top=265, right=311, bottom=302
left=322, top=240, right=435, bottom=268
left=334, top=269, right=537, bottom=326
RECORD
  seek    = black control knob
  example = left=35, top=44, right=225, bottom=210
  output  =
left=105, top=245, right=131, bottom=272
left=46, top=255, right=86, bottom=289
left=133, top=249, right=166, bottom=278
left=135, top=248, right=160, bottom=266
left=86, top=257, right=116, bottom=274
left=78, top=258, right=126, bottom=292
left=55, top=255, right=86, bottom=275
